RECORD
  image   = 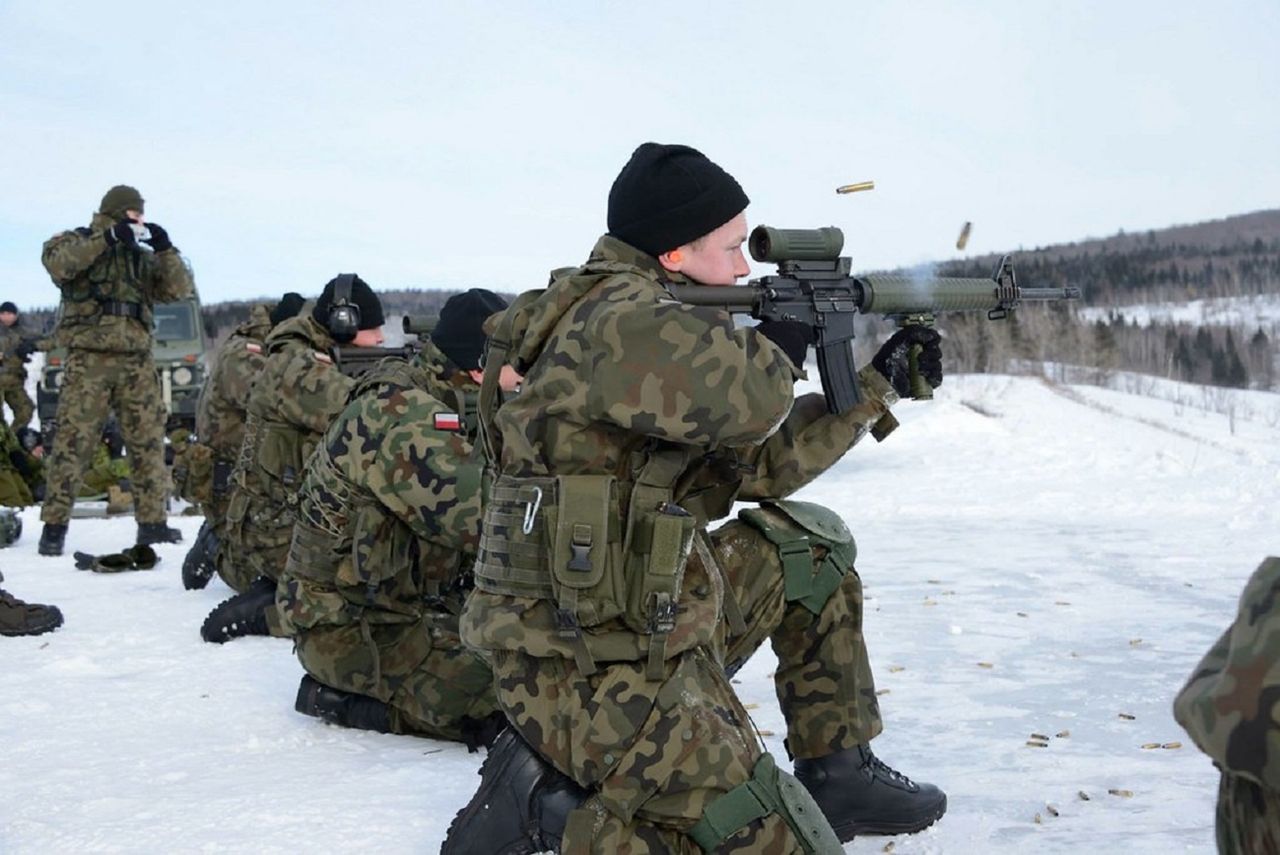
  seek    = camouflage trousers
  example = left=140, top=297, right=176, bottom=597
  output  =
left=1217, top=771, right=1280, bottom=854
left=295, top=609, right=498, bottom=743
left=40, top=349, right=168, bottom=526
left=218, top=489, right=295, bottom=593
left=490, top=519, right=880, bottom=853
left=0, top=376, right=33, bottom=431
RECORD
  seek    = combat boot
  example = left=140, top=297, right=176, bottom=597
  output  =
left=0, top=588, right=64, bottom=636
left=200, top=576, right=275, bottom=643
left=181, top=521, right=219, bottom=590
left=793, top=743, right=947, bottom=839
left=137, top=522, right=183, bottom=545
left=442, top=728, right=588, bottom=855
left=38, top=523, right=67, bottom=557
left=294, top=674, right=392, bottom=733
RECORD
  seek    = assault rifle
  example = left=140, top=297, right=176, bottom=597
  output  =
left=330, top=315, right=437, bottom=378
left=668, top=225, right=1080, bottom=415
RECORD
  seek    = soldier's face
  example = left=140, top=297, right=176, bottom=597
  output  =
left=126, top=209, right=144, bottom=223
left=660, top=212, right=750, bottom=287
left=351, top=326, right=385, bottom=347
left=0, top=312, right=15, bottom=327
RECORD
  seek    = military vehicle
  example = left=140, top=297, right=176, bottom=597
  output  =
left=37, top=292, right=211, bottom=448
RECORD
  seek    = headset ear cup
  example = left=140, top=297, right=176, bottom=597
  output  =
left=327, top=274, right=361, bottom=343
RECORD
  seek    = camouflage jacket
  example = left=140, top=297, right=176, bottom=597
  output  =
left=462, top=235, right=898, bottom=660
left=278, top=340, right=484, bottom=633
left=42, top=212, right=192, bottom=353
left=0, top=321, right=31, bottom=381
left=232, top=314, right=354, bottom=511
left=196, top=304, right=273, bottom=461
left=1175, top=556, right=1280, bottom=788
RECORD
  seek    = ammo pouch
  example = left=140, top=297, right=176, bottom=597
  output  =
left=474, top=449, right=696, bottom=679
left=173, top=441, right=215, bottom=506
left=738, top=500, right=856, bottom=616
left=255, top=420, right=306, bottom=507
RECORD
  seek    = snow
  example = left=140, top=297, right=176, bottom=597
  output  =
left=3, top=373, right=1279, bottom=853
left=1078, top=293, right=1280, bottom=330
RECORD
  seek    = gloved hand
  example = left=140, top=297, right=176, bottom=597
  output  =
left=142, top=222, right=172, bottom=252
left=14, top=340, right=36, bottom=361
left=104, top=219, right=139, bottom=249
left=755, top=320, right=815, bottom=369
left=871, top=326, right=943, bottom=398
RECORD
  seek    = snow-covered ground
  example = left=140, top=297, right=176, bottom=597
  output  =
left=1078, top=293, right=1280, bottom=330
left=3, top=372, right=1278, bottom=854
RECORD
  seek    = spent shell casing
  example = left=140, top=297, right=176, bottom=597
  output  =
left=836, top=181, right=875, bottom=194
left=956, top=221, right=972, bottom=250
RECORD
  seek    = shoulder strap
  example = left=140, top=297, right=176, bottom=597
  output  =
left=476, top=289, right=542, bottom=471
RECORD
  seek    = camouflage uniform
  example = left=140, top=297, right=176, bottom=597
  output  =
left=0, top=320, right=35, bottom=429
left=461, top=236, right=898, bottom=852
left=0, top=421, right=39, bottom=506
left=183, top=304, right=273, bottom=530
left=277, top=340, right=498, bottom=742
left=220, top=314, right=353, bottom=595
left=39, top=212, right=192, bottom=527
left=1175, top=556, right=1280, bottom=854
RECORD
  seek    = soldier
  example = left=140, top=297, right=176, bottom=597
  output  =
left=445, top=143, right=946, bottom=854
left=279, top=289, right=519, bottom=749
left=200, top=275, right=384, bottom=643
left=179, top=292, right=306, bottom=590
left=0, top=302, right=37, bottom=430
left=1175, top=556, right=1280, bottom=853
left=37, top=185, right=190, bottom=556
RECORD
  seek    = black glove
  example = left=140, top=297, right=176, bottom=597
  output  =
left=755, top=320, right=815, bottom=369
left=14, top=340, right=36, bottom=362
left=142, top=222, right=172, bottom=252
left=16, top=427, right=40, bottom=452
left=871, top=326, right=944, bottom=398
left=104, top=219, right=139, bottom=249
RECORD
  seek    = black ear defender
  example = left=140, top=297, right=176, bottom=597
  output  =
left=327, top=273, right=361, bottom=344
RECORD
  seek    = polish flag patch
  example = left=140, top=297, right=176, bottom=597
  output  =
left=434, top=413, right=462, bottom=431
left=245, top=342, right=263, bottom=354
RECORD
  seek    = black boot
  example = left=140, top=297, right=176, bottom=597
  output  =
left=794, top=743, right=947, bottom=839
left=294, top=674, right=392, bottom=732
left=200, top=576, right=275, bottom=643
left=38, top=523, right=67, bottom=557
left=442, top=728, right=588, bottom=855
left=181, top=521, right=220, bottom=590
left=137, top=522, right=183, bottom=545
left=459, top=710, right=508, bottom=753
left=0, top=588, right=63, bottom=636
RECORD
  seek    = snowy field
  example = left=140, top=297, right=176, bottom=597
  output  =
left=3, top=372, right=1278, bottom=854
left=1078, top=293, right=1280, bottom=330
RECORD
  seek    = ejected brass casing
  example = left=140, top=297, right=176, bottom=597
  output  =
left=956, top=221, right=973, bottom=250
left=835, top=181, right=875, bottom=194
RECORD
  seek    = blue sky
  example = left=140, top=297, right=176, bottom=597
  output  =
left=1, top=1, right=1277, bottom=306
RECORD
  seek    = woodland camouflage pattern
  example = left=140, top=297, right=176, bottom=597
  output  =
left=277, top=340, right=497, bottom=741
left=219, top=314, right=352, bottom=594
left=1175, top=556, right=1280, bottom=853
left=180, top=304, right=273, bottom=519
left=462, top=235, right=898, bottom=850
left=0, top=320, right=35, bottom=429
left=39, top=210, right=191, bottom=526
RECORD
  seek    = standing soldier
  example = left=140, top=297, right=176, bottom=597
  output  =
left=1175, top=555, right=1280, bottom=853
left=0, top=302, right=38, bottom=430
left=279, top=289, right=518, bottom=749
left=201, top=275, right=384, bottom=643
left=37, top=185, right=190, bottom=556
left=446, top=143, right=946, bottom=853
left=179, top=292, right=306, bottom=590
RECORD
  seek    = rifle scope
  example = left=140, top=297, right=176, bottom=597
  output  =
left=749, top=226, right=844, bottom=264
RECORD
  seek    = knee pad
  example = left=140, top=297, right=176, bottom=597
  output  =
left=738, top=500, right=856, bottom=615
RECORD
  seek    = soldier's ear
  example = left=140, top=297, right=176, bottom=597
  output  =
left=658, top=248, right=684, bottom=272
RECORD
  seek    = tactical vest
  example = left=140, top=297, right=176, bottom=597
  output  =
left=56, top=237, right=156, bottom=333
left=473, top=287, right=711, bottom=679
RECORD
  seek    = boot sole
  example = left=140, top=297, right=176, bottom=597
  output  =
left=835, top=793, right=947, bottom=839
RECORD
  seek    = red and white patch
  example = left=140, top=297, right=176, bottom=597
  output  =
left=434, top=413, right=462, bottom=431
left=245, top=342, right=263, bottom=354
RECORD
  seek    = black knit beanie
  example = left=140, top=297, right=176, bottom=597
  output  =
left=312, top=275, right=385, bottom=331
left=100, top=185, right=145, bottom=218
left=431, top=289, right=509, bottom=371
left=607, top=143, right=749, bottom=258
left=0, top=302, right=17, bottom=315
left=269, top=292, right=306, bottom=326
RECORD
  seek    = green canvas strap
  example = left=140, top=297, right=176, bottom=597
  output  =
left=688, top=754, right=781, bottom=852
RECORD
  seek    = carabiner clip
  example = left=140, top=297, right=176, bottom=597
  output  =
left=522, top=486, right=543, bottom=535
